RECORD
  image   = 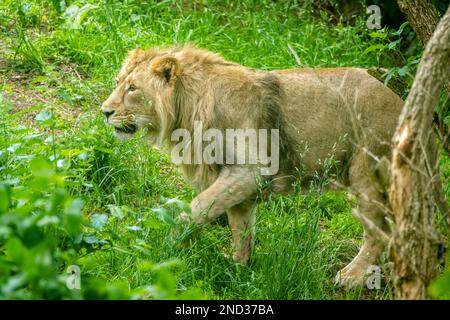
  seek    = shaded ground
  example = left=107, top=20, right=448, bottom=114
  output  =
left=0, top=38, right=91, bottom=126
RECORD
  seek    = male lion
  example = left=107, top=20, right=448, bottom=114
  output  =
left=101, top=45, right=404, bottom=287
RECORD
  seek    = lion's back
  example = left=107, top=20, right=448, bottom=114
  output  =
left=271, top=67, right=404, bottom=174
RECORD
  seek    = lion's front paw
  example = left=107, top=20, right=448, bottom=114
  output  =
left=172, top=212, right=198, bottom=248
left=232, top=252, right=250, bottom=265
left=220, top=246, right=250, bottom=265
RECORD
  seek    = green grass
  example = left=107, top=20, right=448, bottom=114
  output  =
left=0, top=0, right=448, bottom=300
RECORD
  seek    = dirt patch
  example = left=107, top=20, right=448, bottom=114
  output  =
left=0, top=39, right=86, bottom=126
left=1, top=72, right=82, bottom=126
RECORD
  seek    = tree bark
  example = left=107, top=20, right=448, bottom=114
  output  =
left=397, top=0, right=450, bottom=152
left=389, top=6, right=450, bottom=300
left=397, top=0, right=442, bottom=46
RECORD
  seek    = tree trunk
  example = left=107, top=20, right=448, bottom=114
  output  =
left=389, top=6, right=450, bottom=300
left=397, top=0, right=441, bottom=46
left=397, top=0, right=450, bottom=152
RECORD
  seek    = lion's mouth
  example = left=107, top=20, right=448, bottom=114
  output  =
left=114, top=124, right=137, bottom=134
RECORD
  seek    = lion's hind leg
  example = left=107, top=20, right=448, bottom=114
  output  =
left=335, top=150, right=390, bottom=288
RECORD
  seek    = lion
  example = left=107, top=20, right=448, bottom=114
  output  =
left=101, top=45, right=404, bottom=287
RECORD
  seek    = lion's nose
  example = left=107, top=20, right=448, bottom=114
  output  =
left=103, top=110, right=115, bottom=119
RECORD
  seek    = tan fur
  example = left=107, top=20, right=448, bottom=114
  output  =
left=101, top=45, right=404, bottom=287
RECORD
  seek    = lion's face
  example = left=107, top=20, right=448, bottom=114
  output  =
left=101, top=48, right=180, bottom=140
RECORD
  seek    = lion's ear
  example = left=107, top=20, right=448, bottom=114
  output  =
left=128, top=48, right=142, bottom=59
left=150, top=56, right=180, bottom=86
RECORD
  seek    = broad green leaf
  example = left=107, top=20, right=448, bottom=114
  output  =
left=387, top=39, right=400, bottom=50
left=34, top=110, right=52, bottom=122
left=363, top=44, right=385, bottom=55
left=6, top=238, right=27, bottom=263
left=398, top=66, right=408, bottom=76
left=0, top=183, right=11, bottom=214
left=64, top=199, right=84, bottom=236
left=37, top=215, right=60, bottom=227
left=109, top=205, right=125, bottom=220
left=10, top=104, right=44, bottom=119
left=93, top=146, right=113, bottom=154
left=429, top=269, right=450, bottom=299
left=152, top=208, right=176, bottom=225
left=83, top=234, right=102, bottom=244
left=391, top=21, right=408, bottom=36
left=369, top=31, right=387, bottom=39
left=30, top=157, right=54, bottom=178
left=126, top=226, right=141, bottom=231
left=91, top=213, right=108, bottom=231
left=164, top=197, right=191, bottom=213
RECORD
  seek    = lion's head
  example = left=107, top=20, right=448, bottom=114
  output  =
left=101, top=47, right=182, bottom=141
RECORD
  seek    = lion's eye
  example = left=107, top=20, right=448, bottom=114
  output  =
left=128, top=84, right=137, bottom=92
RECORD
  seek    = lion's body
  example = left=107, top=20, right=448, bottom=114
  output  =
left=102, top=46, right=404, bottom=287
left=274, top=67, right=403, bottom=181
